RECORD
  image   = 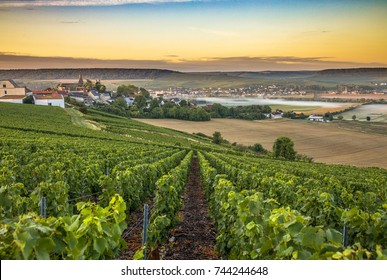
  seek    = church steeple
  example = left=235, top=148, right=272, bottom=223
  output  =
left=78, top=74, right=83, bottom=87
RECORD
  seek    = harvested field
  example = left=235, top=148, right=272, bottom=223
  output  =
left=137, top=118, right=387, bottom=169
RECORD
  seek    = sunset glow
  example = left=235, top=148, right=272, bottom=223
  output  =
left=1, top=0, right=386, bottom=71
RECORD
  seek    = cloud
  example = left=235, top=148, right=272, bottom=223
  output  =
left=301, top=30, right=331, bottom=36
left=60, top=20, right=80, bottom=24
left=0, top=53, right=386, bottom=71
left=188, top=27, right=239, bottom=37
left=0, top=0, right=199, bottom=7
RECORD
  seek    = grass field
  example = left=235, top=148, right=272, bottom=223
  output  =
left=337, top=104, right=387, bottom=122
left=137, top=118, right=387, bottom=169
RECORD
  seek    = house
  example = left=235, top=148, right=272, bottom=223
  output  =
left=0, top=79, right=27, bottom=97
left=68, top=91, right=87, bottom=103
left=57, top=75, right=84, bottom=93
left=308, top=115, right=325, bottom=122
left=0, top=95, right=26, bottom=104
left=271, top=111, right=283, bottom=119
left=170, top=97, right=181, bottom=105
left=33, top=94, right=65, bottom=108
left=100, top=92, right=112, bottom=102
left=151, top=92, right=164, bottom=99
left=31, top=90, right=56, bottom=96
left=87, top=89, right=100, bottom=101
left=124, top=97, right=134, bottom=106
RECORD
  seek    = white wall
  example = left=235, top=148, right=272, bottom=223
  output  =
left=0, top=99, right=24, bottom=104
left=34, top=99, right=65, bottom=108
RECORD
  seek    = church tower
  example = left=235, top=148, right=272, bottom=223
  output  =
left=78, top=74, right=84, bottom=87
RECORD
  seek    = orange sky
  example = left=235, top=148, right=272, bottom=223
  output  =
left=0, top=0, right=386, bottom=71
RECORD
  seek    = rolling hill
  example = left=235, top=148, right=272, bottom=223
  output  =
left=1, top=68, right=386, bottom=89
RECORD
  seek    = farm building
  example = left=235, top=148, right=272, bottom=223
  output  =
left=0, top=95, right=26, bottom=104
left=308, top=115, right=325, bottom=122
left=0, top=79, right=28, bottom=97
left=33, top=94, right=65, bottom=108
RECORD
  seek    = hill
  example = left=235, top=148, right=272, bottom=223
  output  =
left=1, top=68, right=386, bottom=89
left=0, top=102, right=386, bottom=260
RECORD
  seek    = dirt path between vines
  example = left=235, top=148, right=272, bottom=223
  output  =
left=160, top=156, right=220, bottom=260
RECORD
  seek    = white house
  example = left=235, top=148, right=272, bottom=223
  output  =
left=100, top=92, right=112, bottom=102
left=0, top=79, right=27, bottom=97
left=0, top=95, right=25, bottom=104
left=124, top=97, right=134, bottom=106
left=33, top=94, right=65, bottom=108
left=308, top=115, right=325, bottom=122
left=88, top=89, right=100, bottom=101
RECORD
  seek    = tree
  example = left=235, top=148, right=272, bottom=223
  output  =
left=99, top=85, right=106, bottom=93
left=179, top=99, right=188, bottom=107
left=134, top=94, right=147, bottom=108
left=84, top=79, right=93, bottom=91
left=129, top=105, right=140, bottom=117
left=79, top=104, right=88, bottom=114
left=273, top=136, right=296, bottom=161
left=352, top=115, right=357, bottom=121
left=151, top=107, right=164, bottom=118
left=249, top=143, right=267, bottom=153
left=196, top=108, right=211, bottom=121
left=112, top=97, right=127, bottom=110
left=149, top=99, right=159, bottom=111
left=117, top=84, right=138, bottom=96
left=212, top=131, right=223, bottom=144
left=139, top=87, right=150, bottom=98
left=23, top=95, right=34, bottom=104
left=337, top=115, right=344, bottom=121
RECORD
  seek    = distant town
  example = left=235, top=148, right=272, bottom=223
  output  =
left=1, top=74, right=386, bottom=122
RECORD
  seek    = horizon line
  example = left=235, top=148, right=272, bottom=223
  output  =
left=1, top=66, right=387, bottom=73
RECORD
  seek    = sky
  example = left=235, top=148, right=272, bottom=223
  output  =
left=0, top=0, right=386, bottom=71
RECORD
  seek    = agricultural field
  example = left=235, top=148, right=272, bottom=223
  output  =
left=137, top=118, right=387, bottom=169
left=337, top=104, right=387, bottom=123
left=0, top=102, right=386, bottom=260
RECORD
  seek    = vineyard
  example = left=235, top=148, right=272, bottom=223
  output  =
left=0, top=102, right=386, bottom=260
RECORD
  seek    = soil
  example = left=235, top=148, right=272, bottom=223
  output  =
left=160, top=156, right=220, bottom=260
left=118, top=201, right=152, bottom=260
left=118, top=156, right=219, bottom=260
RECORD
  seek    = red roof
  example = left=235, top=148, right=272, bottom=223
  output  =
left=32, top=90, right=56, bottom=95
left=34, top=94, right=63, bottom=100
left=0, top=95, right=25, bottom=100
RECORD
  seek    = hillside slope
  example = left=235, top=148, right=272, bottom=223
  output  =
left=1, top=68, right=386, bottom=89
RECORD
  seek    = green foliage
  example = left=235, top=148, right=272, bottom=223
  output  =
left=116, top=84, right=138, bottom=96
left=79, top=104, right=88, bottom=114
left=212, top=131, right=223, bottom=144
left=134, top=94, right=147, bottom=109
left=273, top=136, right=296, bottom=161
left=0, top=195, right=127, bottom=260
left=84, top=79, right=93, bottom=91
left=147, top=152, right=192, bottom=250
left=112, top=97, right=127, bottom=110
left=205, top=103, right=271, bottom=120
left=198, top=151, right=387, bottom=260
left=1, top=101, right=385, bottom=261
left=248, top=143, right=267, bottom=153
left=23, top=95, right=34, bottom=104
left=160, top=105, right=210, bottom=121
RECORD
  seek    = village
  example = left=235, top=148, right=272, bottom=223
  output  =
left=2, top=75, right=385, bottom=123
